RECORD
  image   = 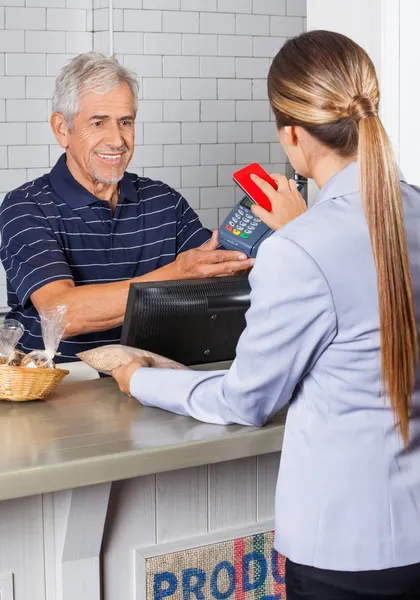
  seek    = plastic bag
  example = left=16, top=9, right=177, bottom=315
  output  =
left=21, top=306, right=68, bottom=369
left=77, top=344, right=188, bottom=376
left=0, top=319, right=25, bottom=366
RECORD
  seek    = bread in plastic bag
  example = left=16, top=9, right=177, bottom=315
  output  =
left=77, top=344, right=188, bottom=376
left=21, top=305, right=68, bottom=369
left=0, top=319, right=25, bottom=366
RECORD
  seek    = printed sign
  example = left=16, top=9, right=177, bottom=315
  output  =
left=146, top=530, right=286, bottom=600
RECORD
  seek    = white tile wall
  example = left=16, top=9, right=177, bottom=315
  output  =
left=6, top=7, right=46, bottom=30
left=236, top=57, right=270, bottom=77
left=0, top=30, right=25, bottom=52
left=0, top=0, right=92, bottom=309
left=163, top=55, right=199, bottom=77
left=236, top=100, right=270, bottom=121
left=181, top=0, right=216, bottom=11
left=253, top=0, right=287, bottom=16
left=218, top=122, right=251, bottom=143
left=164, top=100, right=200, bottom=122
left=236, top=14, right=269, bottom=36
left=136, top=99, right=163, bottom=122
left=0, top=147, right=7, bottom=168
left=201, top=143, right=235, bottom=165
left=124, top=10, right=162, bottom=33
left=200, top=56, right=234, bottom=78
left=144, top=122, right=180, bottom=145
left=217, top=79, right=251, bottom=100
left=218, top=0, right=252, bottom=14
left=200, top=186, right=234, bottom=208
left=6, top=98, right=47, bottom=121
left=218, top=34, right=252, bottom=57
left=271, top=15, right=304, bottom=36
left=200, top=12, right=235, bottom=35
left=200, top=99, right=235, bottom=122
left=143, top=77, right=180, bottom=99
left=0, top=75, right=25, bottom=98
left=26, top=30, right=66, bottom=52
left=46, top=53, right=77, bottom=75
left=0, top=0, right=306, bottom=309
left=236, top=142, right=270, bottom=164
left=182, top=122, right=216, bottom=143
left=182, top=33, right=217, bottom=55
left=6, top=53, right=46, bottom=75
left=163, top=11, right=199, bottom=33
left=124, top=54, right=162, bottom=77
left=181, top=77, right=216, bottom=99
left=144, top=32, right=181, bottom=55
left=164, top=143, right=199, bottom=166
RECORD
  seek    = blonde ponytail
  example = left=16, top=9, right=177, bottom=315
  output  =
left=358, top=111, right=418, bottom=446
left=268, top=30, right=418, bottom=446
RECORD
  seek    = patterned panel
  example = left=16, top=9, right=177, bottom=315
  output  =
left=146, top=530, right=286, bottom=600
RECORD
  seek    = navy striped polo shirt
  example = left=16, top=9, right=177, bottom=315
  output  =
left=0, top=154, right=211, bottom=362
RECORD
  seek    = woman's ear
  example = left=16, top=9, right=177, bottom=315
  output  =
left=284, top=125, right=299, bottom=146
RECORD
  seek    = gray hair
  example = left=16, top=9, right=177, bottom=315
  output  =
left=52, top=52, right=139, bottom=129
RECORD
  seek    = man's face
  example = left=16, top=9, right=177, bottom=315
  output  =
left=56, top=82, right=135, bottom=188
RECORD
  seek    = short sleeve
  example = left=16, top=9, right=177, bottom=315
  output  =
left=173, top=190, right=211, bottom=253
left=0, top=195, right=73, bottom=307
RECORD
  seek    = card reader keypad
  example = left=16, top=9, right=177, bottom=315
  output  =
left=225, top=207, right=261, bottom=238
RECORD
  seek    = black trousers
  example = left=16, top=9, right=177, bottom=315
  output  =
left=285, top=558, right=420, bottom=600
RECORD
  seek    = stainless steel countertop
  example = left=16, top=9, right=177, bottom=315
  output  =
left=0, top=378, right=286, bottom=501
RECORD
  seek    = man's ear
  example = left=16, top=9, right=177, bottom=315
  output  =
left=284, top=125, right=299, bottom=147
left=50, top=113, right=70, bottom=149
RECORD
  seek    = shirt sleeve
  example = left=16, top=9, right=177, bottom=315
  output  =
left=0, top=195, right=73, bottom=307
left=130, top=233, right=338, bottom=426
left=173, top=190, right=212, bottom=253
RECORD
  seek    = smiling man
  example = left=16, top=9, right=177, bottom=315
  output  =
left=0, top=53, right=253, bottom=362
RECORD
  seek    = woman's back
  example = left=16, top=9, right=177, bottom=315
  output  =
left=114, top=28, right=420, bottom=598
left=275, top=162, right=420, bottom=571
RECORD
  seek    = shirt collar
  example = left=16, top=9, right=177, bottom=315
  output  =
left=314, top=161, right=407, bottom=206
left=49, top=153, right=138, bottom=209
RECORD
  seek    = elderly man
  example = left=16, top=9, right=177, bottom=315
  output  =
left=0, top=53, right=252, bottom=362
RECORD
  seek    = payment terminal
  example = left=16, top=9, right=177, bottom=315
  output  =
left=219, top=163, right=278, bottom=258
left=219, top=163, right=305, bottom=257
left=219, top=195, right=273, bottom=258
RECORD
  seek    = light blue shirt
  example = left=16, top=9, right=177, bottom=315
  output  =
left=130, top=162, right=420, bottom=572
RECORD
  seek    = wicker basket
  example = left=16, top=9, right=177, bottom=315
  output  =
left=0, top=365, right=69, bottom=402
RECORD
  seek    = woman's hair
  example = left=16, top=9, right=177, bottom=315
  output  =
left=268, top=30, right=417, bottom=446
left=52, top=52, right=139, bottom=130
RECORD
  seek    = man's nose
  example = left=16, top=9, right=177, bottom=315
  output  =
left=104, top=122, right=125, bottom=149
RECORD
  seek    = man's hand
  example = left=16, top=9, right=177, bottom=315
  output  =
left=112, top=360, right=147, bottom=397
left=250, top=173, right=307, bottom=231
left=174, top=231, right=254, bottom=279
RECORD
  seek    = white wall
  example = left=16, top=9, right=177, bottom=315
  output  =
left=307, top=0, right=419, bottom=189
left=0, top=0, right=93, bottom=197
left=0, top=0, right=93, bottom=311
left=307, top=0, right=383, bottom=80
left=0, top=0, right=307, bottom=313
left=306, top=0, right=386, bottom=204
left=97, top=0, right=306, bottom=231
left=398, top=0, right=420, bottom=186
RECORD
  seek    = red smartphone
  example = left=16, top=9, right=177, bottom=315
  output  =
left=233, top=163, right=278, bottom=211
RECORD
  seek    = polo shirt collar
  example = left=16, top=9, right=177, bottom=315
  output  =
left=119, top=170, right=138, bottom=204
left=314, top=161, right=406, bottom=206
left=49, top=153, right=138, bottom=209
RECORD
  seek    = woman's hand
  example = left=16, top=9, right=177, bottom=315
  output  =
left=250, top=173, right=307, bottom=231
left=112, top=359, right=150, bottom=396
